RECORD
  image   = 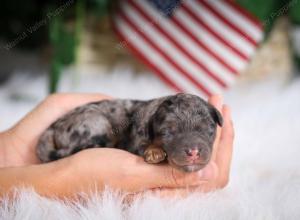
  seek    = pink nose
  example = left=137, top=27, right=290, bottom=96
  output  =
left=185, top=148, right=199, bottom=159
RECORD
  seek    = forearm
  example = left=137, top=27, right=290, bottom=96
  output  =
left=0, top=159, right=78, bottom=198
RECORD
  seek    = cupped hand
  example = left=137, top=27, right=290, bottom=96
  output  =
left=0, top=93, right=111, bottom=167
left=0, top=93, right=234, bottom=197
left=149, top=95, right=235, bottom=197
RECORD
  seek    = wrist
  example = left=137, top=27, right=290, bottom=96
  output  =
left=0, top=130, right=15, bottom=167
left=26, top=158, right=76, bottom=198
left=65, top=153, right=106, bottom=193
left=40, top=159, right=75, bottom=198
left=0, top=158, right=75, bottom=198
left=0, top=129, right=39, bottom=167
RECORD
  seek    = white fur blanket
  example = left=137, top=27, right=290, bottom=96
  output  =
left=0, top=68, right=300, bottom=220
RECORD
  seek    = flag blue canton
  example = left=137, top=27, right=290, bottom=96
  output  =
left=147, top=0, right=181, bottom=16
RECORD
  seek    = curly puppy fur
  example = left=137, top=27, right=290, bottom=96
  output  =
left=36, top=93, right=222, bottom=172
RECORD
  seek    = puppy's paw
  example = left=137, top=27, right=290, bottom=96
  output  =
left=144, top=148, right=166, bottom=164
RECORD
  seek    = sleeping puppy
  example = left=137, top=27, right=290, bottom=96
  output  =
left=36, top=93, right=223, bottom=172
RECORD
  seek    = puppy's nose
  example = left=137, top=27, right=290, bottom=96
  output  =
left=185, top=148, right=199, bottom=158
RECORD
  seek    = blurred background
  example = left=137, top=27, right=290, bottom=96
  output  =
left=0, top=0, right=299, bottom=130
left=1, top=1, right=300, bottom=217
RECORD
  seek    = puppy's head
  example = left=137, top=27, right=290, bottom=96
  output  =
left=150, top=93, right=223, bottom=172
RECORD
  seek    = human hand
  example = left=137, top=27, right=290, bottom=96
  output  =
left=0, top=93, right=233, bottom=198
left=64, top=95, right=234, bottom=196
left=0, top=93, right=110, bottom=167
left=60, top=147, right=216, bottom=196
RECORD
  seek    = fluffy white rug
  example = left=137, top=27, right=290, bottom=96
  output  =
left=0, top=67, right=300, bottom=220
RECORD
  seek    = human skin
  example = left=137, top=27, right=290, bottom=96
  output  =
left=0, top=93, right=234, bottom=199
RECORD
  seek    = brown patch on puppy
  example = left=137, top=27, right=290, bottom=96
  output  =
left=144, top=145, right=166, bottom=164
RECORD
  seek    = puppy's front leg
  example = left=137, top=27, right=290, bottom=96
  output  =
left=144, top=145, right=166, bottom=164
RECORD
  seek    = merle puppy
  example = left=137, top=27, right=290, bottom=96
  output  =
left=36, top=93, right=223, bottom=172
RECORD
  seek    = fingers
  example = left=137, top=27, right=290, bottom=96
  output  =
left=214, top=105, right=234, bottom=187
left=149, top=187, right=191, bottom=198
left=44, top=93, right=112, bottom=113
left=142, top=95, right=231, bottom=190
left=145, top=105, right=234, bottom=191
left=208, top=95, right=223, bottom=162
left=142, top=161, right=217, bottom=189
left=20, top=93, right=110, bottom=127
left=208, top=94, right=223, bottom=111
left=11, top=93, right=111, bottom=149
left=125, top=186, right=201, bottom=201
left=150, top=185, right=215, bottom=198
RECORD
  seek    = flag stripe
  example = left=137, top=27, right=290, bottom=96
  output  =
left=114, top=16, right=206, bottom=96
left=180, top=3, right=248, bottom=60
left=118, top=11, right=212, bottom=96
left=224, top=0, right=263, bottom=30
left=198, top=0, right=257, bottom=46
left=171, top=15, right=239, bottom=74
left=185, top=0, right=255, bottom=55
left=113, top=0, right=263, bottom=97
left=123, top=2, right=223, bottom=93
left=134, top=0, right=236, bottom=84
left=128, top=0, right=228, bottom=88
left=175, top=9, right=246, bottom=70
left=209, top=1, right=263, bottom=41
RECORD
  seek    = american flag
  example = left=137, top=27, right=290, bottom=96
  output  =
left=113, top=0, right=263, bottom=98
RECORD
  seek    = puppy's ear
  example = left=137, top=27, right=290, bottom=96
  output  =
left=148, top=97, right=172, bottom=140
left=209, top=106, right=223, bottom=127
left=163, top=98, right=174, bottom=107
